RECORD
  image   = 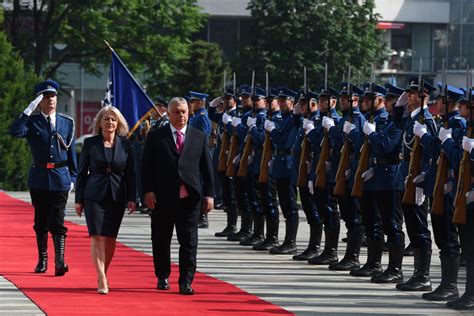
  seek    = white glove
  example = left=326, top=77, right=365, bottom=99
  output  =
left=322, top=116, right=335, bottom=131
left=395, top=91, right=408, bottom=108
left=209, top=97, right=222, bottom=108
left=303, top=118, right=315, bottom=134
left=415, top=187, right=425, bottom=206
left=232, top=153, right=241, bottom=165
left=264, top=120, right=276, bottom=132
left=466, top=191, right=474, bottom=205
left=361, top=168, right=374, bottom=182
left=231, top=117, right=241, bottom=128
left=247, top=117, right=257, bottom=128
left=438, top=127, right=452, bottom=144
left=413, top=121, right=427, bottom=138
left=69, top=182, right=74, bottom=193
left=345, top=169, right=351, bottom=180
left=308, top=180, right=314, bottom=195
left=413, top=171, right=426, bottom=184
left=462, top=136, right=474, bottom=153
left=23, top=94, right=44, bottom=116
left=222, top=112, right=232, bottom=125
left=444, top=182, right=453, bottom=194
left=343, top=121, right=356, bottom=135
left=363, top=122, right=376, bottom=136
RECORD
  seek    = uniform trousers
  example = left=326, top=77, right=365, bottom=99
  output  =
left=30, top=189, right=68, bottom=236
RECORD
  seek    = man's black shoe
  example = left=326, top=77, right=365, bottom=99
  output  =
left=157, top=279, right=169, bottom=290
left=179, top=283, right=194, bottom=295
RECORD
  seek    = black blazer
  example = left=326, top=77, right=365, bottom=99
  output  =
left=75, top=135, right=136, bottom=203
left=141, top=125, right=214, bottom=210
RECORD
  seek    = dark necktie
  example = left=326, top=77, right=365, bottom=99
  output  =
left=46, top=115, right=53, bottom=131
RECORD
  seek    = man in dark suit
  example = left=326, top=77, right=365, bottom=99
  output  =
left=142, top=97, right=214, bottom=295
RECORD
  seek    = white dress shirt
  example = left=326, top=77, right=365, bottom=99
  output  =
left=169, top=124, right=187, bottom=144
left=41, top=111, right=56, bottom=130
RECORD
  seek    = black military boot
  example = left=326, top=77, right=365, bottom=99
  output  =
left=396, top=247, right=432, bottom=291
left=308, top=223, right=340, bottom=265
left=34, top=234, right=48, bottom=273
left=240, top=213, right=265, bottom=246
left=198, top=211, right=209, bottom=229
left=329, top=224, right=363, bottom=271
left=253, top=217, right=280, bottom=251
left=227, top=211, right=253, bottom=242
left=447, top=258, right=474, bottom=310
left=371, top=241, right=403, bottom=284
left=350, top=238, right=384, bottom=277
left=270, top=220, right=298, bottom=255
left=52, top=235, right=69, bottom=276
left=423, top=255, right=459, bottom=301
left=293, top=223, right=322, bottom=261
left=215, top=206, right=238, bottom=237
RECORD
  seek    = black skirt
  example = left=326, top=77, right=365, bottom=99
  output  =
left=84, top=196, right=126, bottom=238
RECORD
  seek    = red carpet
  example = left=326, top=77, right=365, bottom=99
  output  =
left=0, top=192, right=291, bottom=315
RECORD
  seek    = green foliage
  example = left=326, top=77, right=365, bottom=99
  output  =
left=175, top=40, right=229, bottom=99
left=235, top=0, right=386, bottom=89
left=0, top=12, right=38, bottom=190
left=3, top=0, right=214, bottom=98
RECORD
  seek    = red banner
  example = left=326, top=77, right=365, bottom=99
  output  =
left=76, top=102, right=101, bottom=137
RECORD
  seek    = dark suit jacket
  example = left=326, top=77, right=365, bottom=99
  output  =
left=142, top=125, right=214, bottom=210
left=75, top=135, right=136, bottom=203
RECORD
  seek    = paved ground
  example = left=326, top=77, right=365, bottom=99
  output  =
left=0, top=191, right=470, bottom=315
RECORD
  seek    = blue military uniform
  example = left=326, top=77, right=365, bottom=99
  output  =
left=10, top=80, right=76, bottom=276
left=267, top=87, right=300, bottom=254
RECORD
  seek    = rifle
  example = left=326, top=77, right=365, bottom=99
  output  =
left=315, top=63, right=331, bottom=189
left=225, top=74, right=240, bottom=177
left=334, top=67, right=352, bottom=196
left=432, top=59, right=449, bottom=214
left=453, top=66, right=472, bottom=224
left=237, top=71, right=255, bottom=177
left=351, top=66, right=376, bottom=198
left=259, top=71, right=272, bottom=184
left=218, top=71, right=233, bottom=172
left=402, top=58, right=426, bottom=204
left=297, top=66, right=312, bottom=187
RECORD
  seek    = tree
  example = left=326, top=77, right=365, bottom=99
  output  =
left=3, top=0, right=207, bottom=97
left=235, top=0, right=385, bottom=89
left=0, top=10, right=38, bottom=190
left=175, top=40, right=229, bottom=99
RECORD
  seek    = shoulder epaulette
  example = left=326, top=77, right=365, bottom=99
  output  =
left=58, top=113, right=74, bottom=121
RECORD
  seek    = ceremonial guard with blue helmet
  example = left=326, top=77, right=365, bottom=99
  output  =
left=305, top=87, right=341, bottom=266
left=209, top=87, right=239, bottom=237
left=264, top=87, right=300, bottom=254
left=418, top=85, right=466, bottom=301
left=252, top=88, right=282, bottom=251
left=328, top=83, right=366, bottom=271
left=396, top=79, right=437, bottom=291
left=188, top=91, right=212, bottom=228
left=10, top=80, right=77, bottom=276
left=291, top=90, right=324, bottom=261
left=227, top=85, right=254, bottom=242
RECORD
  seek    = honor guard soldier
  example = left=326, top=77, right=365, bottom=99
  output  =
left=188, top=91, right=212, bottom=228
left=210, top=88, right=238, bottom=237
left=253, top=87, right=282, bottom=251
left=448, top=89, right=474, bottom=310
left=328, top=83, right=366, bottom=271
left=265, top=87, right=300, bottom=254
left=419, top=85, right=466, bottom=301
left=356, top=84, right=405, bottom=284
left=10, top=80, right=77, bottom=276
left=396, top=78, right=437, bottom=290
left=306, top=87, right=341, bottom=266
left=292, top=90, right=324, bottom=261
left=236, top=87, right=268, bottom=247
left=227, top=84, right=254, bottom=242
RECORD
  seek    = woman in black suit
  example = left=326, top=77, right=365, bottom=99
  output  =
left=74, top=106, right=136, bottom=294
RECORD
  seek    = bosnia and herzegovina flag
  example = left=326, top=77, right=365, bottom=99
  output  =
left=102, top=49, right=156, bottom=137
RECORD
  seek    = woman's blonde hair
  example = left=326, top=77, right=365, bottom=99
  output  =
left=92, top=106, right=129, bottom=136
